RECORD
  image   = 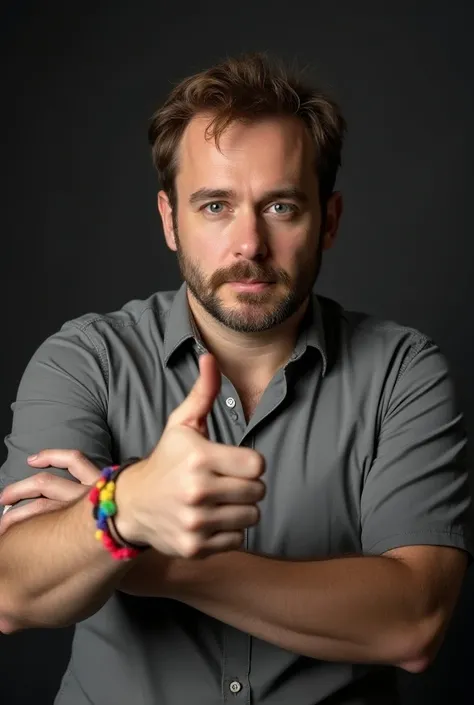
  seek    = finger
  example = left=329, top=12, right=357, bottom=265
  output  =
left=184, top=503, right=260, bottom=536
left=207, top=444, right=266, bottom=480
left=190, top=477, right=266, bottom=506
left=214, top=477, right=266, bottom=504
left=0, top=473, right=89, bottom=506
left=167, top=354, right=221, bottom=435
left=28, top=449, right=100, bottom=484
left=185, top=530, right=245, bottom=559
left=0, top=498, right=63, bottom=535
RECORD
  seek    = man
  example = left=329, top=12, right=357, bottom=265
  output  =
left=0, top=52, right=472, bottom=705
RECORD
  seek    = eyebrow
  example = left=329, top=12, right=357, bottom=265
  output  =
left=188, top=186, right=309, bottom=206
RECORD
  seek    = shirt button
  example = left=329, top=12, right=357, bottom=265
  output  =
left=225, top=397, right=236, bottom=408
left=229, top=680, right=242, bottom=693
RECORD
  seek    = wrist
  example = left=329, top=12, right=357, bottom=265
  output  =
left=113, top=460, right=150, bottom=547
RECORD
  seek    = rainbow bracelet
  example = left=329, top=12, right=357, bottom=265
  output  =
left=89, top=462, right=142, bottom=561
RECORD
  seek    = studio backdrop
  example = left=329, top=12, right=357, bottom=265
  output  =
left=1, top=1, right=473, bottom=704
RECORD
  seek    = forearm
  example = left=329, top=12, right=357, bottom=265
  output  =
left=164, top=551, right=437, bottom=666
left=0, top=493, right=133, bottom=632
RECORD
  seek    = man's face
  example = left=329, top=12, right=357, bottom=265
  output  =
left=159, top=113, right=340, bottom=333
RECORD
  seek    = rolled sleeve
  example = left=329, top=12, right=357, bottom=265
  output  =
left=0, top=322, right=113, bottom=509
left=361, top=340, right=474, bottom=561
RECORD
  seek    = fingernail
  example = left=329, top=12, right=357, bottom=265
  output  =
left=27, top=454, right=38, bottom=462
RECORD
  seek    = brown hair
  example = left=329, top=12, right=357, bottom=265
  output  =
left=148, top=52, right=346, bottom=211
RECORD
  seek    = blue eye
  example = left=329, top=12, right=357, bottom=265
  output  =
left=269, top=203, right=295, bottom=215
left=204, top=202, right=224, bottom=214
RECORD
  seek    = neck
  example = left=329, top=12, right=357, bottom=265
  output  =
left=186, top=288, right=309, bottom=384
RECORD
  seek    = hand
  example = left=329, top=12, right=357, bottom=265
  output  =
left=115, top=353, right=266, bottom=559
left=0, top=450, right=100, bottom=535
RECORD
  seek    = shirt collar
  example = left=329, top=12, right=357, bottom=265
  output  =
left=163, top=282, right=198, bottom=366
left=291, top=293, right=328, bottom=376
left=163, top=281, right=328, bottom=376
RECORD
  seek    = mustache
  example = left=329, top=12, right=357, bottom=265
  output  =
left=210, top=263, right=290, bottom=288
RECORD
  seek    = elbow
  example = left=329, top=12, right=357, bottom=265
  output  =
left=0, top=615, right=15, bottom=634
left=394, top=614, right=447, bottom=673
left=0, top=617, right=23, bottom=635
left=396, top=651, right=432, bottom=674
left=0, top=599, right=27, bottom=634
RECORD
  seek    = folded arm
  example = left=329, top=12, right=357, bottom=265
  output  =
left=119, top=542, right=467, bottom=671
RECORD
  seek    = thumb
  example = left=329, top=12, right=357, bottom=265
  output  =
left=167, top=353, right=221, bottom=436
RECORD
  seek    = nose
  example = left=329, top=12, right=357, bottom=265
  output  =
left=230, top=210, right=268, bottom=261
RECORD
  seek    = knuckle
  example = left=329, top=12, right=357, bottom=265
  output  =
left=35, top=498, right=52, bottom=512
left=35, top=472, right=53, bottom=488
left=187, top=448, right=207, bottom=471
left=180, top=535, right=202, bottom=558
left=70, top=449, right=84, bottom=461
left=184, top=486, right=206, bottom=506
left=183, top=476, right=209, bottom=506
left=181, top=508, right=205, bottom=531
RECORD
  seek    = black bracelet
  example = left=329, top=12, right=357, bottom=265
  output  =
left=107, top=458, right=150, bottom=552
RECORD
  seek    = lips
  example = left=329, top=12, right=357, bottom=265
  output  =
left=230, top=279, right=274, bottom=284
left=227, top=281, right=274, bottom=292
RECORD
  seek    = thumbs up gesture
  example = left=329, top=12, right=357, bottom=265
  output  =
left=114, top=354, right=266, bottom=559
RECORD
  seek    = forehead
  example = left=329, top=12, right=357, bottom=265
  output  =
left=175, top=113, right=317, bottom=194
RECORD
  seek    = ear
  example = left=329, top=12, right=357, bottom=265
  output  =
left=157, top=191, right=177, bottom=251
left=321, top=191, right=343, bottom=251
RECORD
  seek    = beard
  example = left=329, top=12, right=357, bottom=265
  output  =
left=174, top=228, right=324, bottom=334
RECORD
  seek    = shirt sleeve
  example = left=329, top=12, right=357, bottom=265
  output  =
left=0, top=321, right=113, bottom=511
left=360, top=339, right=474, bottom=561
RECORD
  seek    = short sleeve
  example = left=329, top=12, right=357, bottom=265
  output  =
left=0, top=322, right=113, bottom=509
left=361, top=340, right=474, bottom=561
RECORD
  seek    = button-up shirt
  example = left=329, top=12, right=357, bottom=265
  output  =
left=1, top=282, right=472, bottom=704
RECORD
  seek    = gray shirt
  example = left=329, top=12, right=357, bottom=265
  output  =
left=1, top=282, right=472, bottom=705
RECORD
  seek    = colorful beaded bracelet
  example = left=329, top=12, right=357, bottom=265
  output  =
left=89, top=459, right=146, bottom=561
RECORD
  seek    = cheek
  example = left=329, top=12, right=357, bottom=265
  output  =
left=181, top=212, right=228, bottom=256
left=183, top=236, right=228, bottom=274
left=274, top=234, right=315, bottom=268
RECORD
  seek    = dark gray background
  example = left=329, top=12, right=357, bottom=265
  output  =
left=1, top=1, right=473, bottom=703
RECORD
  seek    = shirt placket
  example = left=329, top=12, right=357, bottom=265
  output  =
left=215, top=376, right=251, bottom=702
left=217, top=369, right=291, bottom=704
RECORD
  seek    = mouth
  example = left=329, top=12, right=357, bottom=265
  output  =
left=227, top=280, right=275, bottom=292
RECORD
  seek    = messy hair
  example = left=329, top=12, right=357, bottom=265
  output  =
left=148, top=52, right=346, bottom=211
